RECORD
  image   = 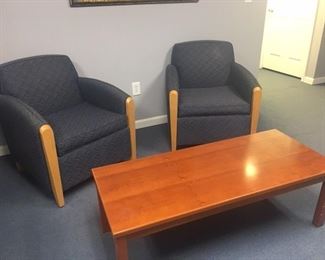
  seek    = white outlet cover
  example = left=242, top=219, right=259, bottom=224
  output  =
left=132, top=82, right=141, bottom=96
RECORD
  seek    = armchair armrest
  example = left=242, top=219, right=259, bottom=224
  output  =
left=0, top=95, right=51, bottom=190
left=79, top=77, right=136, bottom=159
left=229, top=63, right=262, bottom=134
left=229, top=63, right=260, bottom=104
left=78, top=77, right=129, bottom=114
left=166, top=64, right=180, bottom=93
left=166, top=64, right=180, bottom=151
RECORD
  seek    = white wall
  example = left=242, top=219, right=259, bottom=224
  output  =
left=315, top=26, right=325, bottom=78
left=305, top=0, right=325, bottom=80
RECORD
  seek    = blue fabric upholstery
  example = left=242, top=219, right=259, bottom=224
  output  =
left=46, top=102, right=128, bottom=156
left=179, top=86, right=250, bottom=117
left=0, top=94, right=51, bottom=192
left=59, top=128, right=131, bottom=191
left=165, top=64, right=180, bottom=93
left=0, top=55, right=132, bottom=194
left=229, top=63, right=259, bottom=103
left=177, top=115, right=250, bottom=146
left=0, top=55, right=82, bottom=115
left=79, top=77, right=128, bottom=114
left=178, top=115, right=250, bottom=146
left=171, top=41, right=234, bottom=89
left=166, top=40, right=260, bottom=146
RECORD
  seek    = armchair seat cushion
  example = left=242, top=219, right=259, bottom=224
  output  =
left=178, top=86, right=250, bottom=117
left=46, top=102, right=127, bottom=156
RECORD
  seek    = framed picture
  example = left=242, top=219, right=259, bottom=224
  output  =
left=70, top=0, right=199, bottom=7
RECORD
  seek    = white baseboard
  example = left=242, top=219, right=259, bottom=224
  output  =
left=0, top=115, right=168, bottom=156
left=301, top=76, right=314, bottom=85
left=0, top=145, right=9, bottom=156
left=301, top=76, right=325, bottom=85
left=313, top=77, right=325, bottom=85
left=136, top=115, right=167, bottom=129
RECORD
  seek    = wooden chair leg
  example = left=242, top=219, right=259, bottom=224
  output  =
left=39, top=124, right=64, bottom=207
left=126, top=97, right=136, bottom=160
left=169, top=90, right=178, bottom=151
left=250, top=86, right=262, bottom=134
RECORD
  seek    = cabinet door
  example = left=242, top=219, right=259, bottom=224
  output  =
left=261, top=0, right=318, bottom=77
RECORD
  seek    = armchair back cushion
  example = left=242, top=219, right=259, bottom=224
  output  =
left=0, top=55, right=82, bottom=115
left=171, top=41, right=234, bottom=89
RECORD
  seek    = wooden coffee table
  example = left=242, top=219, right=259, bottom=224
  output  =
left=92, top=129, right=325, bottom=260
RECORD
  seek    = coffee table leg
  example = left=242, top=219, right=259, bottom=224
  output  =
left=313, top=182, right=325, bottom=227
left=114, top=237, right=128, bottom=260
left=97, top=192, right=110, bottom=233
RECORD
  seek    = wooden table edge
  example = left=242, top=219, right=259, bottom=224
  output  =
left=112, top=175, right=325, bottom=239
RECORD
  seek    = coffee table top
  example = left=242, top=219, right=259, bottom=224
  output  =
left=92, top=130, right=325, bottom=238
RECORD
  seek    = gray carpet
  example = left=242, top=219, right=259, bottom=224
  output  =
left=1, top=69, right=325, bottom=260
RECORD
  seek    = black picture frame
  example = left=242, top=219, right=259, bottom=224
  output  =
left=70, top=0, right=199, bottom=7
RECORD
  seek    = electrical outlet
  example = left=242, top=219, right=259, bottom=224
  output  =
left=244, top=0, right=252, bottom=2
left=132, top=82, right=141, bottom=96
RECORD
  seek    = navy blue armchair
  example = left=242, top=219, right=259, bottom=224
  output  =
left=0, top=55, right=136, bottom=207
left=166, top=41, right=262, bottom=150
